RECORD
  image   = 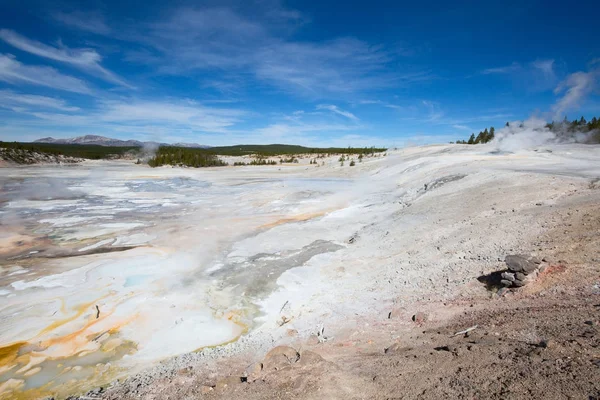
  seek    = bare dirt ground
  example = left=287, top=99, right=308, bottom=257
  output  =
left=94, top=183, right=600, bottom=399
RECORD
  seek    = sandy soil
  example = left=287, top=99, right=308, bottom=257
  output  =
left=1, top=144, right=599, bottom=399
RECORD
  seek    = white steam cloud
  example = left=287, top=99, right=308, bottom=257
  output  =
left=492, top=68, right=599, bottom=152
left=552, top=70, right=599, bottom=120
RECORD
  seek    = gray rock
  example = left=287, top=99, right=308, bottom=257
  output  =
left=501, top=272, right=516, bottom=282
left=500, top=279, right=513, bottom=287
left=515, top=272, right=526, bottom=281
left=505, top=255, right=537, bottom=274
left=522, top=261, right=538, bottom=274
left=512, top=279, right=526, bottom=287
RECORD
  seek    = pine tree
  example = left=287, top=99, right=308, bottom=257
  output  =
left=482, top=128, right=489, bottom=142
left=467, top=133, right=475, bottom=144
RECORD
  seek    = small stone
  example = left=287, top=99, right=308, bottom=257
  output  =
left=500, top=279, right=513, bottom=287
left=539, top=264, right=548, bottom=273
left=501, top=272, right=515, bottom=282
left=384, top=342, right=405, bottom=354
left=529, top=257, right=542, bottom=265
left=412, top=312, right=428, bottom=324
left=201, top=385, right=214, bottom=394
left=515, top=272, right=526, bottom=281
left=216, top=376, right=244, bottom=390
left=298, top=350, right=324, bottom=366
left=584, top=321, right=594, bottom=326
left=538, top=339, right=557, bottom=349
left=512, top=279, right=525, bottom=287
left=245, top=362, right=263, bottom=380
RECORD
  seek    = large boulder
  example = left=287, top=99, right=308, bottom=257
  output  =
left=505, top=255, right=537, bottom=274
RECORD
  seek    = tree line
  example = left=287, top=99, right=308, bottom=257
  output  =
left=454, top=127, right=495, bottom=144
left=147, top=147, right=227, bottom=167
left=0, top=141, right=139, bottom=159
left=454, top=116, right=600, bottom=145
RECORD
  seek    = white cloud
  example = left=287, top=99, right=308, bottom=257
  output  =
left=532, top=59, right=555, bottom=77
left=99, top=100, right=246, bottom=132
left=422, top=100, right=444, bottom=121
left=316, top=104, right=359, bottom=121
left=53, top=11, right=111, bottom=35
left=452, top=124, right=471, bottom=131
left=0, top=54, right=92, bottom=94
left=2, top=97, right=248, bottom=135
left=384, top=104, right=405, bottom=111
left=0, top=29, right=131, bottom=88
left=481, top=62, right=520, bottom=75
left=358, top=99, right=382, bottom=105
left=480, top=59, right=557, bottom=92
left=552, top=70, right=599, bottom=120
left=0, top=90, right=79, bottom=111
left=128, top=6, right=421, bottom=97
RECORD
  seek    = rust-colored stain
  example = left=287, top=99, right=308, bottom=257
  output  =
left=0, top=342, right=26, bottom=369
left=259, top=210, right=334, bottom=229
left=38, top=294, right=110, bottom=338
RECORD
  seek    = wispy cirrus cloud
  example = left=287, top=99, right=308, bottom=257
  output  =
left=1, top=97, right=379, bottom=146
left=0, top=54, right=92, bottom=94
left=481, top=62, right=521, bottom=75
left=122, top=6, right=424, bottom=98
left=316, top=104, right=359, bottom=120
left=422, top=100, right=444, bottom=121
left=0, top=29, right=131, bottom=88
left=53, top=10, right=111, bottom=35
left=3, top=97, right=248, bottom=134
left=480, top=59, right=558, bottom=92
left=99, top=100, right=246, bottom=132
left=452, top=124, right=472, bottom=131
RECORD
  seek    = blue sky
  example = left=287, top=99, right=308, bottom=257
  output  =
left=0, top=0, right=599, bottom=146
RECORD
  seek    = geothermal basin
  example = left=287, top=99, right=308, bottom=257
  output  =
left=0, top=160, right=353, bottom=398
left=1, top=144, right=600, bottom=399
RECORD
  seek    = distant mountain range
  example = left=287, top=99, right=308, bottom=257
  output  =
left=34, top=135, right=210, bottom=148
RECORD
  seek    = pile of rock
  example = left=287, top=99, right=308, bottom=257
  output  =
left=500, top=255, right=544, bottom=288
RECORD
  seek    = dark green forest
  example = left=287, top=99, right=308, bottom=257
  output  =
left=0, top=142, right=387, bottom=166
left=0, top=141, right=139, bottom=159
left=146, top=144, right=386, bottom=168
left=147, top=147, right=227, bottom=167
left=203, top=144, right=387, bottom=156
